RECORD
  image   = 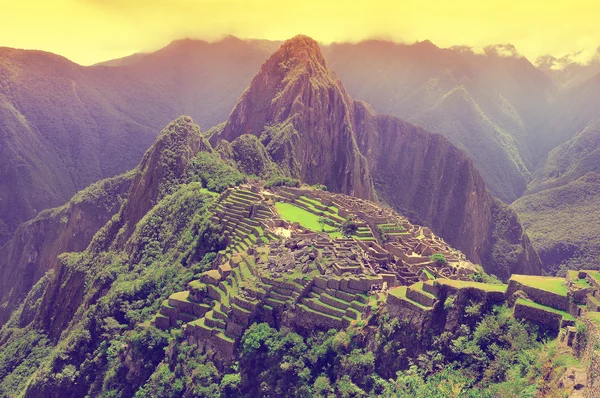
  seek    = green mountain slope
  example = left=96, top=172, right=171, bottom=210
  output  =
left=513, top=172, right=600, bottom=273
left=529, top=119, right=600, bottom=193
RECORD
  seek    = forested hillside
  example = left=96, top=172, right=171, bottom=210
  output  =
left=0, top=37, right=270, bottom=246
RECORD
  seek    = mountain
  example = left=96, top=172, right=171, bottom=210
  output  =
left=323, top=40, right=557, bottom=202
left=529, top=68, right=600, bottom=162
left=0, top=115, right=587, bottom=398
left=536, top=53, right=600, bottom=89
left=210, top=36, right=540, bottom=278
left=513, top=172, right=600, bottom=273
left=529, top=119, right=600, bottom=193
left=217, top=36, right=375, bottom=200
left=0, top=37, right=271, bottom=246
left=0, top=172, right=132, bottom=325
left=511, top=74, right=600, bottom=274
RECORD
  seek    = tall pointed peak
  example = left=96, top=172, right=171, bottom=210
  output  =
left=220, top=34, right=348, bottom=142
left=267, top=34, right=327, bottom=71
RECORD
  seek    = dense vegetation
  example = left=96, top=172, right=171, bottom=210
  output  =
left=79, top=305, right=579, bottom=397
left=188, top=152, right=246, bottom=193
left=4, top=36, right=600, bottom=396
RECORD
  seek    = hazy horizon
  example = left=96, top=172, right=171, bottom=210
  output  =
left=3, top=0, right=600, bottom=66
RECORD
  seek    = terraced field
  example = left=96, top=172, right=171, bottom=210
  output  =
left=275, top=195, right=379, bottom=242
left=211, top=188, right=278, bottom=259
left=510, top=275, right=568, bottom=296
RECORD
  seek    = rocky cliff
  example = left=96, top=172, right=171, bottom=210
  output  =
left=0, top=172, right=132, bottom=326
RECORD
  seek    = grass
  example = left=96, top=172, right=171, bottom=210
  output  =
left=410, top=282, right=436, bottom=298
left=199, top=187, right=219, bottom=197
left=510, top=275, right=568, bottom=296
left=568, top=270, right=591, bottom=289
left=588, top=271, right=600, bottom=284
left=574, top=278, right=591, bottom=289
left=423, top=269, right=435, bottom=280
left=275, top=202, right=341, bottom=237
left=585, top=311, right=600, bottom=327
left=299, top=196, right=339, bottom=215
left=388, top=286, right=407, bottom=299
left=437, top=278, right=507, bottom=293
left=555, top=353, right=583, bottom=368
left=516, top=298, right=575, bottom=321
left=388, top=286, right=430, bottom=309
left=169, top=291, right=192, bottom=302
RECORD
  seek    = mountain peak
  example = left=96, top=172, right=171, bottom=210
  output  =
left=221, top=34, right=343, bottom=142
left=271, top=34, right=327, bottom=70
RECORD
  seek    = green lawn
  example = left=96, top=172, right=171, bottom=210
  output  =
left=516, top=298, right=574, bottom=321
left=510, top=275, right=568, bottom=296
left=199, top=188, right=219, bottom=197
left=388, top=286, right=407, bottom=299
left=437, top=278, right=507, bottom=293
left=275, top=202, right=341, bottom=237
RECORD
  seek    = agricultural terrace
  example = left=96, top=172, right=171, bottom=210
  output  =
left=436, top=278, right=508, bottom=293
left=516, top=298, right=575, bottom=321
left=510, top=275, right=568, bottom=296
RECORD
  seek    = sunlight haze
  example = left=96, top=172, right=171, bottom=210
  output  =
left=1, top=0, right=599, bottom=65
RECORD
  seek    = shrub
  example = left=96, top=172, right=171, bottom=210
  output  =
left=430, top=254, right=447, bottom=265
left=341, top=217, right=359, bottom=236
left=264, top=176, right=301, bottom=188
left=444, top=294, right=456, bottom=310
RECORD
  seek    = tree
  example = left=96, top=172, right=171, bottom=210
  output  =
left=430, top=254, right=447, bottom=265
left=341, top=217, right=359, bottom=236
left=318, top=217, right=329, bottom=232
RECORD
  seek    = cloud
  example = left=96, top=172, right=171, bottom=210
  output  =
left=484, top=44, right=521, bottom=58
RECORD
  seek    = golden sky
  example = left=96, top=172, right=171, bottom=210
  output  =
left=1, top=0, right=599, bottom=65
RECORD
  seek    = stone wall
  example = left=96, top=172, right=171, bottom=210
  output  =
left=513, top=301, right=562, bottom=331
left=507, top=280, right=570, bottom=311
left=582, top=318, right=600, bottom=397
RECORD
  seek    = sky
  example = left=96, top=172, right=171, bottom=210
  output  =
left=1, top=0, right=600, bottom=65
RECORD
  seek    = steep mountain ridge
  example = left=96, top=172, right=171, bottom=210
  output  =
left=529, top=118, right=600, bottom=194
left=218, top=36, right=375, bottom=200
left=514, top=172, right=600, bottom=273
left=0, top=172, right=132, bottom=326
